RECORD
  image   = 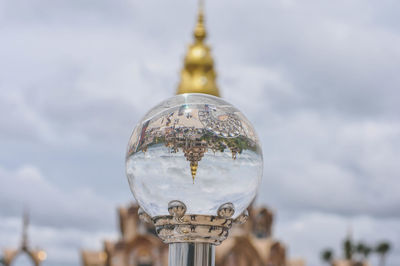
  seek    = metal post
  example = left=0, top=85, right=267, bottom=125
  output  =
left=169, top=243, right=215, bottom=266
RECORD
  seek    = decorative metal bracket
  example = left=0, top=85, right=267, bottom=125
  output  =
left=138, top=201, right=249, bottom=245
left=153, top=214, right=232, bottom=245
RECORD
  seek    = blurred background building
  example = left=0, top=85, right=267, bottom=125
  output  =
left=81, top=203, right=304, bottom=266
left=2, top=212, right=47, bottom=266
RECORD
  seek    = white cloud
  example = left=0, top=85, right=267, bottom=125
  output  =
left=0, top=165, right=117, bottom=230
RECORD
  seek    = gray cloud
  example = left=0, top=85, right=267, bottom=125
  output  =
left=257, top=112, right=400, bottom=218
left=211, top=1, right=400, bottom=118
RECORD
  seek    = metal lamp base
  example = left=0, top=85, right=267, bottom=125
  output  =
left=169, top=243, right=215, bottom=266
left=138, top=201, right=249, bottom=266
left=139, top=201, right=248, bottom=245
left=154, top=214, right=232, bottom=245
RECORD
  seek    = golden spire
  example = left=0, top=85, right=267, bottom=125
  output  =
left=176, top=1, right=220, bottom=97
left=190, top=161, right=198, bottom=183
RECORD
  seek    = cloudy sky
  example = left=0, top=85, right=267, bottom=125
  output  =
left=1, top=0, right=399, bottom=265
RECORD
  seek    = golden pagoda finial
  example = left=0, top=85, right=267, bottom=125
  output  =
left=190, top=161, right=198, bottom=183
left=194, top=0, right=206, bottom=42
left=176, top=0, right=220, bottom=97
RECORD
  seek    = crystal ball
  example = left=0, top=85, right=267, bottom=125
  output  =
left=126, top=94, right=263, bottom=218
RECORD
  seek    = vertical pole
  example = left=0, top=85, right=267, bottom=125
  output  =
left=169, top=243, right=215, bottom=266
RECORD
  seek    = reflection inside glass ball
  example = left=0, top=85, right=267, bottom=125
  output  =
left=126, top=94, right=263, bottom=218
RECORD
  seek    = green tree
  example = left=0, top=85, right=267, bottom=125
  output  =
left=343, top=238, right=354, bottom=260
left=355, top=242, right=365, bottom=262
left=362, top=245, right=372, bottom=260
left=321, top=249, right=334, bottom=265
left=355, top=242, right=372, bottom=262
left=376, top=242, right=391, bottom=266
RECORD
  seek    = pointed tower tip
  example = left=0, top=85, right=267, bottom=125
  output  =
left=176, top=0, right=221, bottom=97
left=190, top=161, right=198, bottom=183
left=22, top=209, right=29, bottom=248
left=194, top=4, right=206, bottom=42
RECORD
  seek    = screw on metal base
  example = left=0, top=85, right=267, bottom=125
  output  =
left=217, top=203, right=235, bottom=218
left=154, top=214, right=232, bottom=244
left=138, top=207, right=152, bottom=224
left=234, top=209, right=249, bottom=224
left=168, top=200, right=187, bottom=218
left=146, top=201, right=252, bottom=245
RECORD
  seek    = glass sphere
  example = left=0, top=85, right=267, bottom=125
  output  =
left=126, top=93, right=263, bottom=219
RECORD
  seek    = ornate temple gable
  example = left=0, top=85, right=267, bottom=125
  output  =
left=332, top=260, right=369, bottom=266
left=119, top=207, right=128, bottom=236
left=3, top=249, right=44, bottom=266
left=250, top=207, right=274, bottom=239
left=82, top=203, right=167, bottom=266
left=119, top=205, right=140, bottom=240
left=287, top=259, right=307, bottom=266
left=216, top=236, right=265, bottom=266
left=268, top=242, right=286, bottom=266
left=216, top=233, right=300, bottom=266
left=82, top=251, right=107, bottom=266
left=2, top=212, right=47, bottom=266
left=251, top=238, right=276, bottom=263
